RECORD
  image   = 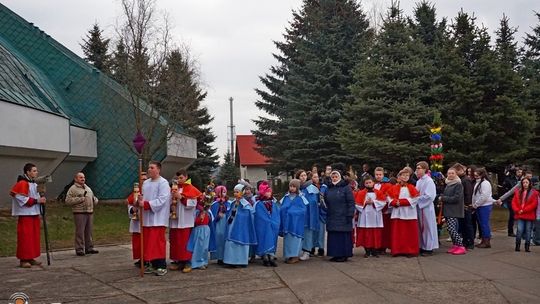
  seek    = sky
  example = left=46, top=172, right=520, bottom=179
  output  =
left=2, top=0, right=539, bottom=163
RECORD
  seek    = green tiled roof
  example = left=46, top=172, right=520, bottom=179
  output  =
left=0, top=3, right=184, bottom=198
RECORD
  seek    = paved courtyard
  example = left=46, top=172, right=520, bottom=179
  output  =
left=1, top=230, right=539, bottom=304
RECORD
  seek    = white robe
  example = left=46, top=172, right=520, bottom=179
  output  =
left=141, top=176, right=171, bottom=227
left=169, top=194, right=197, bottom=229
left=390, top=187, right=419, bottom=220
left=416, top=175, right=439, bottom=250
left=356, top=192, right=386, bottom=228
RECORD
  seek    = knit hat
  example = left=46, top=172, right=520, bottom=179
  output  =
left=258, top=181, right=272, bottom=196
left=289, top=179, right=301, bottom=189
left=234, top=183, right=245, bottom=192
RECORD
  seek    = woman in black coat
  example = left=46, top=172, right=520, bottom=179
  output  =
left=324, top=170, right=355, bottom=262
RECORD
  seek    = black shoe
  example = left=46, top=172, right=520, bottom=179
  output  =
left=317, top=249, right=325, bottom=257
left=76, top=251, right=85, bottom=256
left=525, top=243, right=530, bottom=252
left=85, top=249, right=99, bottom=254
left=217, top=260, right=224, bottom=265
left=262, top=255, right=270, bottom=267
left=310, top=248, right=315, bottom=256
left=268, top=258, right=278, bottom=267
left=420, top=250, right=433, bottom=257
left=466, top=244, right=475, bottom=250
left=508, top=233, right=516, bottom=237
left=515, top=243, right=521, bottom=252
left=134, top=260, right=141, bottom=267
left=329, top=257, right=338, bottom=262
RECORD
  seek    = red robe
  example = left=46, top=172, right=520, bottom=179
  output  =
left=388, top=183, right=420, bottom=256
left=170, top=181, right=202, bottom=262
left=375, top=182, right=392, bottom=251
left=11, top=180, right=41, bottom=260
left=126, top=192, right=141, bottom=260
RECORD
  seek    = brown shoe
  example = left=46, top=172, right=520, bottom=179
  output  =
left=168, top=263, right=181, bottom=271
left=29, top=259, right=42, bottom=266
left=476, top=238, right=491, bottom=248
left=20, top=261, right=31, bottom=268
left=285, top=257, right=299, bottom=264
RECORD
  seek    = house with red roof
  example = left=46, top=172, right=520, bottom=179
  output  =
left=235, top=135, right=270, bottom=184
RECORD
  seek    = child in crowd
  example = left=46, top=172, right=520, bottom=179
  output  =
left=280, top=179, right=309, bottom=264
left=223, top=183, right=257, bottom=267
left=511, top=178, right=538, bottom=252
left=187, top=202, right=213, bottom=270
left=354, top=176, right=386, bottom=258
left=254, top=181, right=280, bottom=267
left=209, top=185, right=230, bottom=265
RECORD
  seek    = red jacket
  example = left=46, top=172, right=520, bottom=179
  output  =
left=511, top=188, right=538, bottom=221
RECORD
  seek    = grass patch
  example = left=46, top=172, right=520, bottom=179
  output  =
left=0, top=201, right=131, bottom=257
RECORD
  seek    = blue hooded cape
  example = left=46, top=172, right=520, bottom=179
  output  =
left=301, top=183, right=320, bottom=231
left=254, top=198, right=280, bottom=255
left=279, top=193, right=308, bottom=238
left=209, top=199, right=230, bottom=252
left=225, top=198, right=257, bottom=246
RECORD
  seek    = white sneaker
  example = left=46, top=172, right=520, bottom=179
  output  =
left=299, top=251, right=310, bottom=261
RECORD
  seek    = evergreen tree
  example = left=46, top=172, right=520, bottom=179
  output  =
left=218, top=152, right=239, bottom=190
left=254, top=0, right=372, bottom=171
left=109, top=38, right=129, bottom=84
left=80, top=22, right=111, bottom=72
left=444, top=12, right=533, bottom=170
left=339, top=3, right=430, bottom=169
left=157, top=50, right=219, bottom=188
left=521, top=12, right=540, bottom=168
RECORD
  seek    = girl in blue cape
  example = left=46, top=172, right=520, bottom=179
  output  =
left=223, top=183, right=257, bottom=267
left=296, top=170, right=320, bottom=261
left=280, top=179, right=309, bottom=264
left=209, top=185, right=229, bottom=265
left=254, top=181, right=280, bottom=267
left=187, top=202, right=213, bottom=270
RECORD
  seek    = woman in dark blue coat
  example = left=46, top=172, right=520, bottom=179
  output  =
left=325, top=170, right=355, bottom=262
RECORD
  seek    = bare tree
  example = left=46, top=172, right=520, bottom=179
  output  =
left=110, top=0, right=176, bottom=163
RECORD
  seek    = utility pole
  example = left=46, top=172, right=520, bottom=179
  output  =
left=228, top=97, right=235, bottom=163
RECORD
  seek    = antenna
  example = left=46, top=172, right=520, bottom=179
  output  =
left=228, top=97, right=235, bottom=162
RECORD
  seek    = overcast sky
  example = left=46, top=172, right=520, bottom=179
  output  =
left=3, top=0, right=539, bottom=163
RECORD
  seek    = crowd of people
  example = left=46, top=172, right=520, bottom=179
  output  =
left=10, top=160, right=540, bottom=276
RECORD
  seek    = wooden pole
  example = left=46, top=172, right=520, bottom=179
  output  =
left=138, top=157, right=144, bottom=277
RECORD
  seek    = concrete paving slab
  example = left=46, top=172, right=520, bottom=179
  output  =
left=1, top=231, right=539, bottom=304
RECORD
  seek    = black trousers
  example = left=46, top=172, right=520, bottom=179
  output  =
left=459, top=208, right=475, bottom=247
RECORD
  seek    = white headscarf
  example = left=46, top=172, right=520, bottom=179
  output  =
left=330, top=170, right=342, bottom=185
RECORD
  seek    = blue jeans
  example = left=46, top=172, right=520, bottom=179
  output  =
left=476, top=205, right=492, bottom=238
left=516, top=219, right=534, bottom=243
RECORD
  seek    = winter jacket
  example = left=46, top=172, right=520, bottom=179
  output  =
left=511, top=188, right=538, bottom=221
left=65, top=183, right=98, bottom=213
left=324, top=180, right=355, bottom=232
left=440, top=181, right=464, bottom=218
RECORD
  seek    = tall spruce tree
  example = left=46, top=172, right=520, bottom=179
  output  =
left=157, top=50, right=218, bottom=188
left=109, top=38, right=129, bottom=85
left=521, top=12, right=540, bottom=168
left=254, top=0, right=371, bottom=171
left=339, top=3, right=430, bottom=169
left=80, top=22, right=111, bottom=72
left=445, top=12, right=533, bottom=170
left=218, top=152, right=239, bottom=190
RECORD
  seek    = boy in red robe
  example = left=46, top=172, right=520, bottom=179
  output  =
left=373, top=167, right=391, bottom=254
left=169, top=169, right=202, bottom=273
left=126, top=172, right=147, bottom=267
left=10, top=163, right=47, bottom=268
left=354, top=176, right=386, bottom=258
left=388, top=169, right=420, bottom=257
